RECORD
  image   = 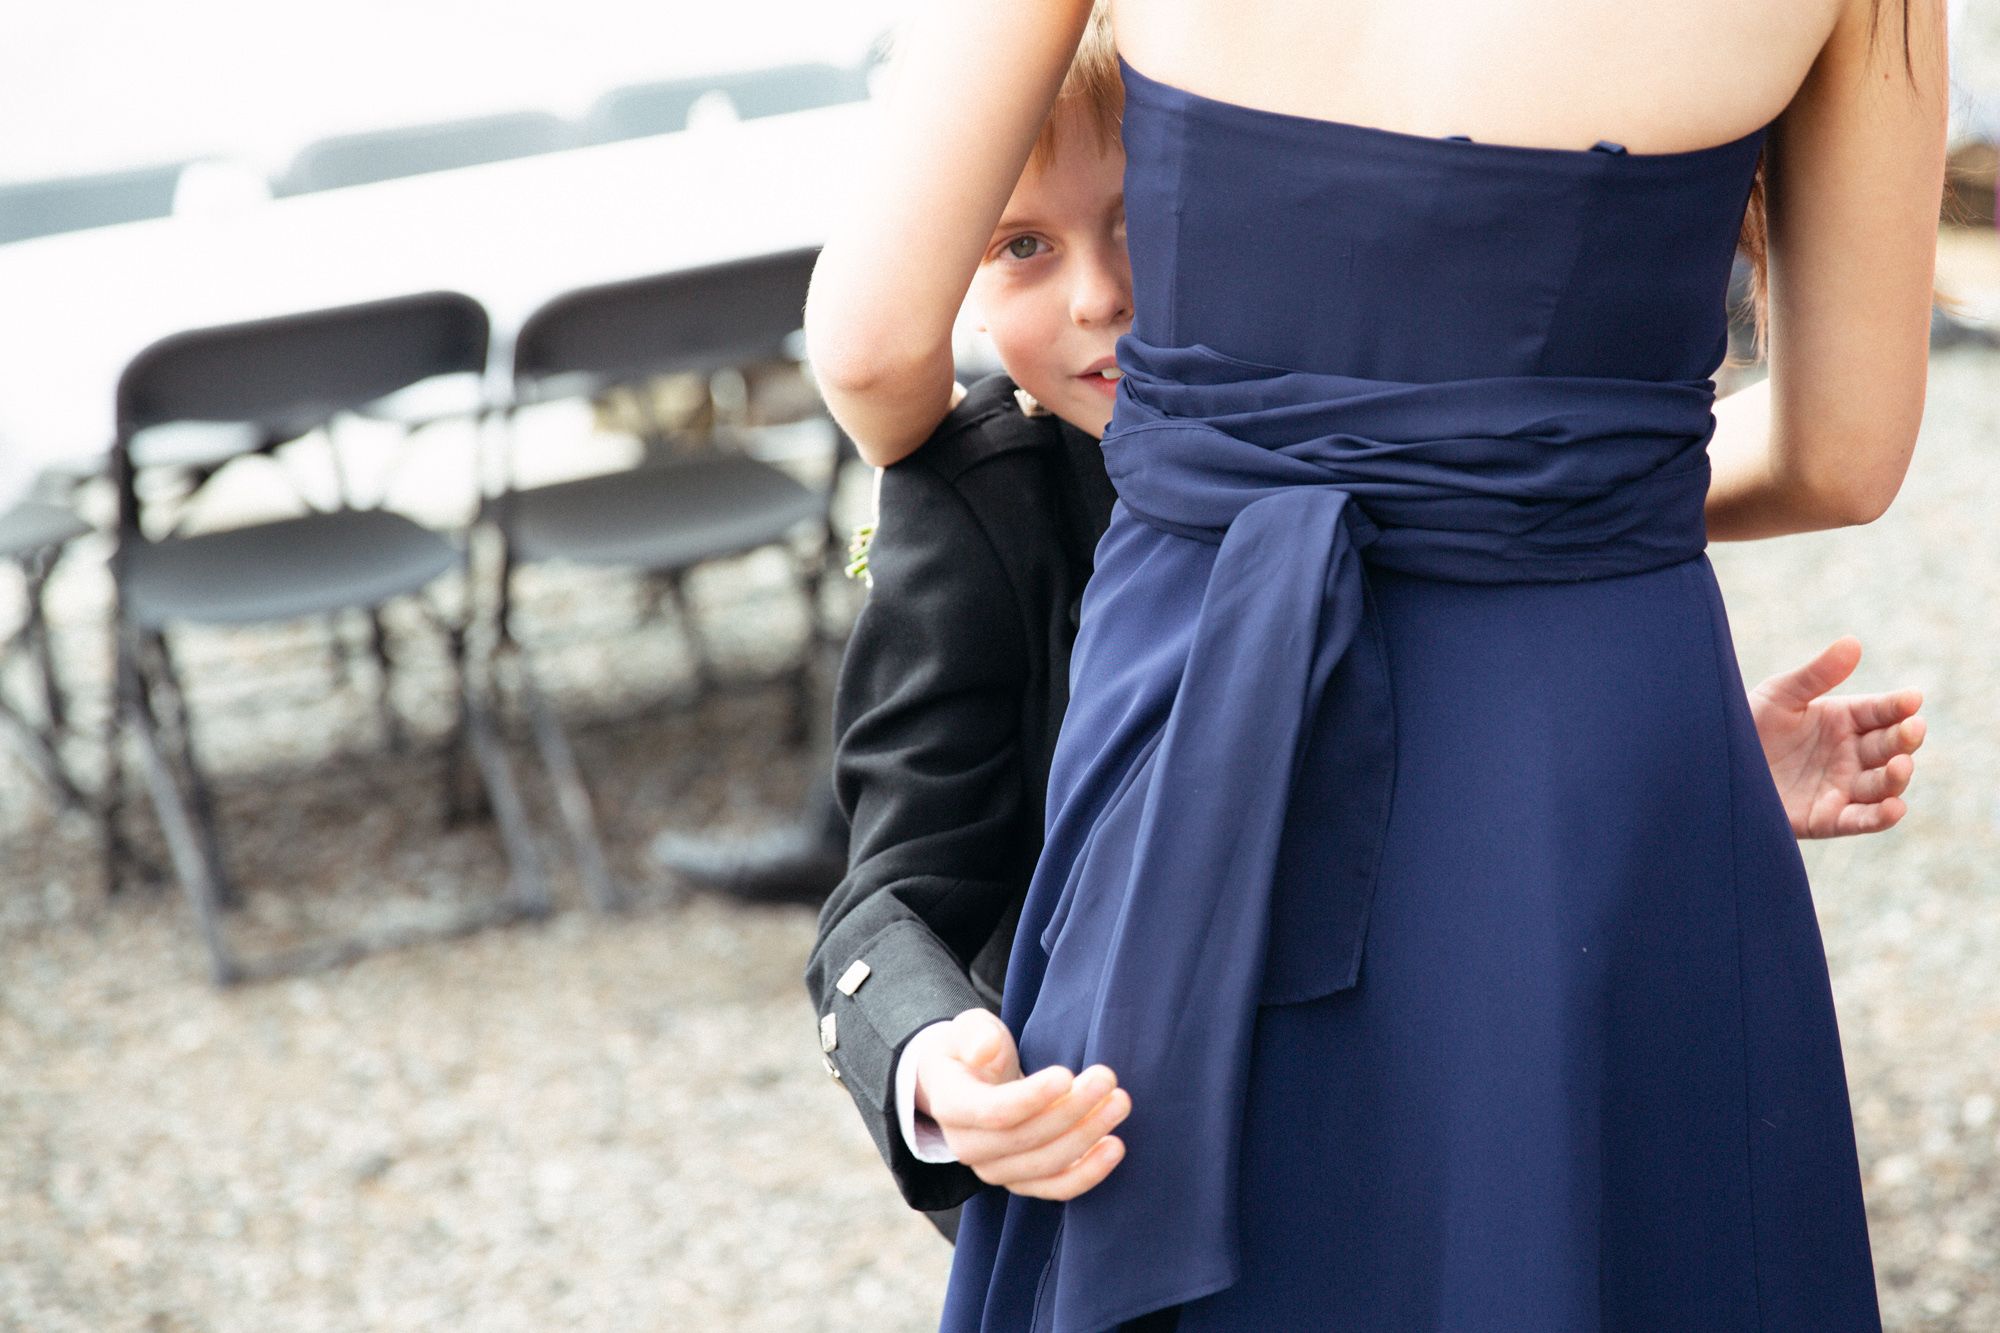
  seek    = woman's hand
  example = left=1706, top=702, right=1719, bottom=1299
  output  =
left=912, top=1007, right=1130, bottom=1200
left=1749, top=636, right=1926, bottom=837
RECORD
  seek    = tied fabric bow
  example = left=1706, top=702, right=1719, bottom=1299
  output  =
left=1006, top=335, right=1719, bottom=1333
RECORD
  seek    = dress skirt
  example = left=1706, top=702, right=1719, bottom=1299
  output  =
left=1162, top=556, right=1880, bottom=1330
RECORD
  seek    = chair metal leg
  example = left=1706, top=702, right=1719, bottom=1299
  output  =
left=112, top=591, right=549, bottom=985
left=324, top=616, right=350, bottom=692
left=119, top=645, right=239, bottom=985
left=0, top=699, right=86, bottom=809
left=367, top=608, right=405, bottom=753
left=662, top=570, right=715, bottom=697
left=0, top=553, right=87, bottom=812
left=440, top=623, right=485, bottom=825
left=22, top=554, right=68, bottom=736
left=458, top=669, right=553, bottom=917
left=641, top=570, right=676, bottom=623
left=789, top=550, right=826, bottom=748
left=503, top=645, right=620, bottom=912
left=101, top=637, right=133, bottom=895
left=144, top=633, right=238, bottom=911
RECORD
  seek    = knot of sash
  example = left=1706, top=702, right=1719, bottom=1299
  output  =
left=1021, top=337, right=1717, bottom=1332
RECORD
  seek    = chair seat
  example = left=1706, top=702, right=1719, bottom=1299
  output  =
left=0, top=501, right=90, bottom=561
left=123, top=508, right=458, bottom=628
left=494, top=455, right=821, bottom=571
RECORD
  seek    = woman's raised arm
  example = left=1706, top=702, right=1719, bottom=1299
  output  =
left=805, top=0, right=1098, bottom=467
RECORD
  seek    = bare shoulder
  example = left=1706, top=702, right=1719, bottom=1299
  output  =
left=1113, top=0, right=1856, bottom=153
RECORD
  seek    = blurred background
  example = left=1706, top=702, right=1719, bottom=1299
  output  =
left=1, top=2, right=1996, bottom=1329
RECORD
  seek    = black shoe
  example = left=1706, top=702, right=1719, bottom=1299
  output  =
left=650, top=824, right=847, bottom=906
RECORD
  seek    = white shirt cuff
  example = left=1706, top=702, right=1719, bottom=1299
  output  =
left=894, top=1020, right=961, bottom=1163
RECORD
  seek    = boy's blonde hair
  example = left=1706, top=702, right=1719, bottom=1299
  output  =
left=1028, top=2, right=1122, bottom=173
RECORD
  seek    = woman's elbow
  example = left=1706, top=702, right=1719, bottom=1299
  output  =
left=1796, top=441, right=1916, bottom=528
left=803, top=275, right=943, bottom=395
left=805, top=311, right=903, bottom=399
left=1823, top=480, right=1900, bottom=528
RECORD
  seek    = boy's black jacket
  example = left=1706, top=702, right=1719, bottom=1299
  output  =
left=803, top=372, right=1117, bottom=1219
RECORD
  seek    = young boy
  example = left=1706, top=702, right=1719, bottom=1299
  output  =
left=800, top=9, right=1130, bottom=1243
left=800, top=5, right=1925, bottom=1245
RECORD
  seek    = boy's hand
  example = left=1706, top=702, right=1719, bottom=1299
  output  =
left=912, top=1007, right=1129, bottom=1200
left=1749, top=636, right=1926, bottom=838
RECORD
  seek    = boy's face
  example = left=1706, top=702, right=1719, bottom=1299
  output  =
left=970, top=109, right=1132, bottom=439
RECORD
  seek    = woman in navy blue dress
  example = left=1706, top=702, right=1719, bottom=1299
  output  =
left=808, top=1, right=1946, bottom=1329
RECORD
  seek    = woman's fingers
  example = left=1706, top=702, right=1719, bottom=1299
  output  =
left=1842, top=688, right=1925, bottom=735
left=1856, top=713, right=1927, bottom=769
left=1844, top=753, right=1915, bottom=806
left=975, top=1085, right=1133, bottom=1188
left=1758, top=637, right=1863, bottom=709
left=1834, top=794, right=1908, bottom=836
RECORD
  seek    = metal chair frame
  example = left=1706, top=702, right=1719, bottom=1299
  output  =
left=0, top=500, right=91, bottom=811
left=106, top=292, right=550, bottom=984
left=486, top=247, right=842, bottom=912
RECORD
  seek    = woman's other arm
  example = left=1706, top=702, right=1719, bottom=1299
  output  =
left=1706, top=0, right=1948, bottom=540
left=804, top=0, right=1097, bottom=467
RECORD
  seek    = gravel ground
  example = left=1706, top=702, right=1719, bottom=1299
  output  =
left=3, top=340, right=1997, bottom=1330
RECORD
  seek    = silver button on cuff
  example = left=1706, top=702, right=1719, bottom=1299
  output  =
left=822, top=1053, right=841, bottom=1080
left=835, top=959, right=872, bottom=995
left=819, top=1011, right=838, bottom=1053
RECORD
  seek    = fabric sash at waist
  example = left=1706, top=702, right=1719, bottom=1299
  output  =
left=1023, top=337, right=1717, bottom=1332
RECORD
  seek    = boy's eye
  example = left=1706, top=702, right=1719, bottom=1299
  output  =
left=1004, top=236, right=1045, bottom=261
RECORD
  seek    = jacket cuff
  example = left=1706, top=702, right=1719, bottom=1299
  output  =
left=812, top=917, right=993, bottom=1212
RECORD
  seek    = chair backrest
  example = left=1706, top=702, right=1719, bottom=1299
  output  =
left=0, top=162, right=188, bottom=245
left=581, top=78, right=713, bottom=145
left=511, top=247, right=817, bottom=399
left=116, top=291, right=492, bottom=440
left=273, top=112, right=573, bottom=196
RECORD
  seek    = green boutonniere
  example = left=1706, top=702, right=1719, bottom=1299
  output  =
left=845, top=521, right=876, bottom=587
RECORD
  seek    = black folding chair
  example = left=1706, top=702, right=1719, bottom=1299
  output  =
left=272, top=112, right=573, bottom=196
left=0, top=162, right=188, bottom=245
left=107, top=292, right=549, bottom=984
left=490, top=247, right=840, bottom=910
left=0, top=496, right=91, bottom=810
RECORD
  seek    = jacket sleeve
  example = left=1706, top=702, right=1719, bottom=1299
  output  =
left=803, top=453, right=1033, bottom=1214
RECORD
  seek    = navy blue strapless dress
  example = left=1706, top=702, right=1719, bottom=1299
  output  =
left=940, top=55, right=1881, bottom=1332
